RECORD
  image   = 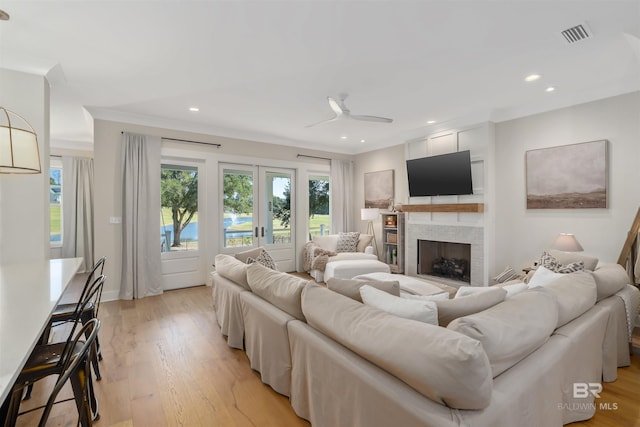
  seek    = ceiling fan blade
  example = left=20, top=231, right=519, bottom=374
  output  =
left=327, top=97, right=344, bottom=115
left=305, top=115, right=339, bottom=128
left=350, top=114, right=393, bottom=123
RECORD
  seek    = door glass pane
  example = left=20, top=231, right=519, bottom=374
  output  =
left=223, top=169, right=254, bottom=248
left=161, top=164, right=198, bottom=252
left=268, top=172, right=291, bottom=244
left=309, top=175, right=330, bottom=238
left=50, top=163, right=63, bottom=246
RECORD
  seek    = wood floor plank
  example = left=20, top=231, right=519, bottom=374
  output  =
left=13, top=279, right=639, bottom=426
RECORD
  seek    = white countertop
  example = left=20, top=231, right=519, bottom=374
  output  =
left=0, top=257, right=83, bottom=403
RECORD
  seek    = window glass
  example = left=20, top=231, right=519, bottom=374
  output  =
left=308, top=175, right=330, bottom=238
left=50, top=160, right=63, bottom=246
left=222, top=169, right=254, bottom=248
left=161, top=164, right=199, bottom=252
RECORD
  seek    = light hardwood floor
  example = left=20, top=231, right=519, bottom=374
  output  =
left=14, top=280, right=640, bottom=426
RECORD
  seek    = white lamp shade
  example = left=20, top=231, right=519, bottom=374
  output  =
left=361, top=208, right=380, bottom=221
left=0, top=107, right=41, bottom=174
left=551, top=233, right=583, bottom=252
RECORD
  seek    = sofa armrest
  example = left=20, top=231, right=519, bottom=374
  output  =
left=364, top=245, right=375, bottom=255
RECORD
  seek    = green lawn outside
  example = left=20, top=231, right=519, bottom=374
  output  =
left=50, top=205, right=61, bottom=236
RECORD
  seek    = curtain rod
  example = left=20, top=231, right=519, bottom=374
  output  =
left=297, top=154, right=331, bottom=161
left=121, top=132, right=221, bottom=148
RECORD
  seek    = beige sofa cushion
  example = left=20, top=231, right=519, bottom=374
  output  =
left=246, top=263, right=308, bottom=321
left=301, top=283, right=493, bottom=410
left=542, top=271, right=597, bottom=328
left=327, top=277, right=400, bottom=302
left=359, top=285, right=438, bottom=325
left=435, top=287, right=506, bottom=326
left=215, top=254, right=250, bottom=290
left=590, top=263, right=629, bottom=301
left=448, top=288, right=558, bottom=377
left=234, top=247, right=263, bottom=264
left=549, top=250, right=599, bottom=271
left=356, top=234, right=374, bottom=252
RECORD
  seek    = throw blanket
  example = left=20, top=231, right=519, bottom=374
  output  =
left=615, top=284, right=640, bottom=342
left=303, top=241, right=337, bottom=273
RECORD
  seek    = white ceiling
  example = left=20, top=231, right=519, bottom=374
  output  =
left=1, top=1, right=639, bottom=154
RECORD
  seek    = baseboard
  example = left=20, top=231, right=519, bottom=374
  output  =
left=102, top=289, right=120, bottom=302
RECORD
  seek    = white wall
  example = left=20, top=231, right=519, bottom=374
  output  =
left=353, top=144, right=407, bottom=255
left=494, top=91, right=640, bottom=270
left=93, top=119, right=351, bottom=300
left=0, top=69, right=49, bottom=264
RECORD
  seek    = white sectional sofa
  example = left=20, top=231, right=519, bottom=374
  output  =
left=211, top=253, right=638, bottom=427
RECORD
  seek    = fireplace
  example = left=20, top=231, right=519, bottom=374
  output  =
left=418, top=240, right=471, bottom=283
left=407, top=223, right=484, bottom=286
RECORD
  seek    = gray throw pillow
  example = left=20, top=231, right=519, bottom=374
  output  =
left=247, top=249, right=278, bottom=270
left=336, top=232, right=360, bottom=253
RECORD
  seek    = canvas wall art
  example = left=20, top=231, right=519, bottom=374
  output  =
left=364, top=169, right=394, bottom=209
left=525, top=140, right=608, bottom=209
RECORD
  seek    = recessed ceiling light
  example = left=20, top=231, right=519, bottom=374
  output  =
left=340, top=136, right=347, bottom=140
left=360, top=139, right=366, bottom=143
left=524, top=74, right=541, bottom=82
left=427, top=120, right=436, bottom=124
left=545, top=86, right=556, bottom=92
left=189, top=107, right=199, bottom=112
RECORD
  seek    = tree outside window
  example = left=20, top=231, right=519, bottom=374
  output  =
left=161, top=164, right=198, bottom=251
left=309, top=175, right=330, bottom=237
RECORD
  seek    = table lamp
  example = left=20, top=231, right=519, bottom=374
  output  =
left=551, top=233, right=583, bottom=252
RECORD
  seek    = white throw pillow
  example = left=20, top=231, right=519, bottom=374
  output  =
left=501, top=281, right=528, bottom=298
left=455, top=286, right=494, bottom=298
left=401, top=293, right=450, bottom=301
left=527, top=266, right=564, bottom=288
left=360, top=285, right=438, bottom=325
left=312, top=235, right=339, bottom=252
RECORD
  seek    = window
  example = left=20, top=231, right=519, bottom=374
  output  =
left=160, top=163, right=199, bottom=252
left=308, top=175, right=330, bottom=237
left=50, top=158, right=63, bottom=247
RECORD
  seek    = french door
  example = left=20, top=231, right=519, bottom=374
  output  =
left=220, top=164, right=296, bottom=271
left=160, top=159, right=207, bottom=290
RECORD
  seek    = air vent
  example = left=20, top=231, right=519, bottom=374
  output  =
left=561, top=23, right=591, bottom=44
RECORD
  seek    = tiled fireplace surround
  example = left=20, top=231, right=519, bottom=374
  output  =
left=407, top=223, right=484, bottom=286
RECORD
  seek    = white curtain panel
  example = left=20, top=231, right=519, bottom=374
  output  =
left=330, top=159, right=354, bottom=233
left=62, top=157, right=94, bottom=272
left=120, top=132, right=162, bottom=299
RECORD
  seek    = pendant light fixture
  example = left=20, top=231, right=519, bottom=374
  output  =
left=0, top=107, right=42, bottom=174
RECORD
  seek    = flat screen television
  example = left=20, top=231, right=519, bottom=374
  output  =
left=406, top=150, right=473, bottom=197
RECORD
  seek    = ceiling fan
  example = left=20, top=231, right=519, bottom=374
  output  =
left=306, top=94, right=393, bottom=127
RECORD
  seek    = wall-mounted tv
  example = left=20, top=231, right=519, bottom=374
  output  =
left=406, top=150, right=473, bottom=197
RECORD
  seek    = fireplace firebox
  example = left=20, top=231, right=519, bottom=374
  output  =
left=417, top=240, right=471, bottom=283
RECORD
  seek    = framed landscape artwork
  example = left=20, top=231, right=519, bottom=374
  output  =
left=364, top=169, right=394, bottom=209
left=525, top=140, right=608, bottom=209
